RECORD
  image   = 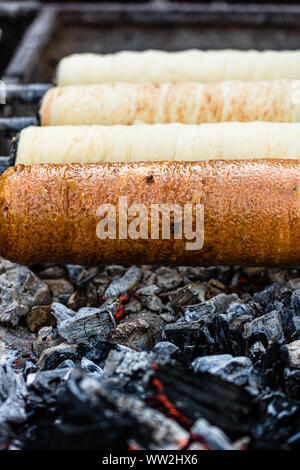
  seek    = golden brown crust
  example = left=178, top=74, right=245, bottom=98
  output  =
left=0, top=160, right=299, bottom=266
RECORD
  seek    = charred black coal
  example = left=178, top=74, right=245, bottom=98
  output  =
left=0, top=260, right=299, bottom=450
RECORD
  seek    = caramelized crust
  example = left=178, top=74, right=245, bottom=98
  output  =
left=0, top=160, right=299, bottom=266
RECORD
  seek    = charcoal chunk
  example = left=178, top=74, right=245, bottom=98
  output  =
left=80, top=357, right=103, bottom=378
left=26, top=305, right=55, bottom=332
left=165, top=315, right=230, bottom=360
left=226, top=302, right=261, bottom=324
left=291, top=290, right=300, bottom=314
left=169, top=281, right=206, bottom=307
left=155, top=267, right=182, bottom=290
left=27, top=368, right=71, bottom=409
left=139, top=294, right=167, bottom=313
left=284, top=340, right=300, bottom=369
left=191, top=418, right=235, bottom=450
left=37, top=343, right=78, bottom=371
left=104, top=266, right=142, bottom=297
left=0, top=267, right=51, bottom=327
left=51, top=302, right=113, bottom=344
left=136, top=284, right=161, bottom=296
left=244, top=311, right=284, bottom=345
left=0, top=364, right=27, bottom=424
left=148, top=363, right=259, bottom=439
left=192, top=354, right=253, bottom=386
left=77, top=337, right=132, bottom=367
left=183, top=300, right=216, bottom=321
left=57, top=359, right=75, bottom=370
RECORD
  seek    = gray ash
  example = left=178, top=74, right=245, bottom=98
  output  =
left=0, top=259, right=299, bottom=450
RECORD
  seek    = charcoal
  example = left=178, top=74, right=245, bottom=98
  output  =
left=136, top=284, right=161, bottom=296
left=85, top=282, right=98, bottom=307
left=102, top=349, right=152, bottom=393
left=26, top=305, right=55, bottom=332
left=0, top=344, right=18, bottom=367
left=160, top=312, right=176, bottom=323
left=285, top=369, right=300, bottom=400
left=57, top=360, right=75, bottom=370
left=225, top=301, right=262, bottom=324
left=248, top=341, right=266, bottom=367
left=38, top=266, right=66, bottom=280
left=65, top=264, right=85, bottom=284
left=23, top=361, right=37, bottom=377
left=147, top=363, right=259, bottom=439
left=80, top=357, right=103, bottom=378
left=244, top=311, right=284, bottom=345
left=294, top=316, right=300, bottom=332
left=102, top=344, right=177, bottom=394
left=44, top=279, right=74, bottom=300
left=284, top=340, right=300, bottom=369
left=104, top=266, right=142, bottom=297
left=205, top=279, right=225, bottom=299
left=268, top=268, right=289, bottom=284
left=32, top=326, right=60, bottom=358
left=192, top=354, right=254, bottom=387
left=0, top=266, right=51, bottom=327
left=36, top=343, right=78, bottom=371
left=0, top=257, right=18, bottom=274
left=108, top=312, right=164, bottom=350
left=280, top=309, right=299, bottom=343
left=0, top=261, right=298, bottom=450
left=250, top=342, right=289, bottom=391
left=287, top=278, right=300, bottom=290
left=155, top=267, right=182, bottom=290
left=0, top=364, right=27, bottom=424
left=291, top=290, right=300, bottom=313
left=75, top=368, right=189, bottom=449
left=168, top=281, right=206, bottom=307
left=213, top=293, right=241, bottom=313
left=139, top=294, right=167, bottom=313
left=74, top=268, right=99, bottom=289
left=77, top=337, right=132, bottom=367
left=254, top=391, right=300, bottom=449
left=51, top=302, right=113, bottom=344
left=105, top=265, right=126, bottom=278
left=141, top=269, right=157, bottom=286
left=229, top=315, right=254, bottom=336
left=191, top=418, right=235, bottom=450
left=252, top=283, right=281, bottom=307
left=26, top=368, right=188, bottom=450
left=151, top=341, right=179, bottom=364
left=123, top=298, right=142, bottom=315
left=27, top=368, right=72, bottom=410
left=0, top=324, right=35, bottom=363
left=164, top=315, right=231, bottom=361
left=183, top=300, right=216, bottom=321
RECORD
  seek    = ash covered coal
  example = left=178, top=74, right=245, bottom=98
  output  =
left=0, top=259, right=299, bottom=450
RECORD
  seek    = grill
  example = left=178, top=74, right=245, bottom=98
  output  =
left=3, top=2, right=300, bottom=161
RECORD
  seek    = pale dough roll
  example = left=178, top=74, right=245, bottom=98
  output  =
left=16, top=123, right=300, bottom=165
left=56, top=50, right=300, bottom=86
left=41, top=80, right=300, bottom=126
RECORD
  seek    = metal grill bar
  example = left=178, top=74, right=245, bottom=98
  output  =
left=0, top=117, right=37, bottom=137
left=4, top=83, right=51, bottom=104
